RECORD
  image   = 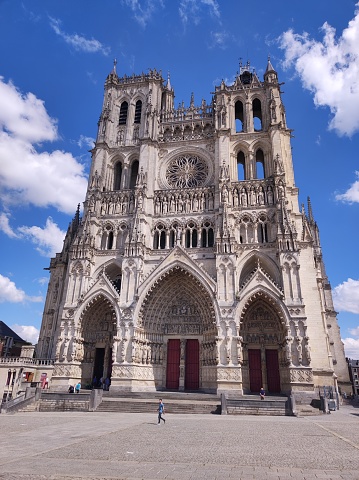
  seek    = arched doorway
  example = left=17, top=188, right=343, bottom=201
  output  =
left=79, top=294, right=117, bottom=386
left=138, top=267, right=216, bottom=391
left=240, top=295, right=287, bottom=394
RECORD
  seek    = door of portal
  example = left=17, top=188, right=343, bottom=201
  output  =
left=248, top=349, right=262, bottom=393
left=166, top=339, right=180, bottom=389
left=185, top=339, right=199, bottom=390
left=94, top=348, right=105, bottom=381
left=265, top=349, right=281, bottom=393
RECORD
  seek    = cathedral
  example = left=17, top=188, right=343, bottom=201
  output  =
left=36, top=59, right=349, bottom=402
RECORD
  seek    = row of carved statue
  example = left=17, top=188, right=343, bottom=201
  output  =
left=54, top=332, right=311, bottom=368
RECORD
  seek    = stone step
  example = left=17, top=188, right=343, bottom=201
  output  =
left=96, top=398, right=220, bottom=414
left=225, top=395, right=290, bottom=416
left=102, top=390, right=219, bottom=402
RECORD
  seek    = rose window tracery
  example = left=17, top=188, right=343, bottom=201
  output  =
left=166, top=154, right=208, bottom=188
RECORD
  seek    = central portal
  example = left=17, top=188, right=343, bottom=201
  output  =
left=166, top=339, right=199, bottom=390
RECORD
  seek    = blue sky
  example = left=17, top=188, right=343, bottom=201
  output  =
left=0, top=0, right=358, bottom=357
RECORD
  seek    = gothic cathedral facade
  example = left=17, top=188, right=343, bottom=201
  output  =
left=37, top=60, right=349, bottom=401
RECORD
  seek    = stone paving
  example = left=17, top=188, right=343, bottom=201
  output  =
left=0, top=405, right=358, bottom=479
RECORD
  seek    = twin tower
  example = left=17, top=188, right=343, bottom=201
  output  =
left=37, top=59, right=349, bottom=402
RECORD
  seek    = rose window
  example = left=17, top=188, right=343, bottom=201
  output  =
left=166, top=155, right=208, bottom=188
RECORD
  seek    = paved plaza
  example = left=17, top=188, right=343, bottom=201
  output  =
left=0, top=405, right=358, bottom=479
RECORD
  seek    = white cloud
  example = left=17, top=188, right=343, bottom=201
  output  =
left=210, top=31, right=228, bottom=49
left=279, top=3, right=359, bottom=136
left=343, top=337, right=359, bottom=359
left=11, top=324, right=40, bottom=344
left=0, top=77, right=57, bottom=143
left=49, top=17, right=110, bottom=55
left=333, top=278, right=359, bottom=314
left=179, top=0, right=221, bottom=26
left=0, top=213, right=19, bottom=238
left=18, top=217, right=66, bottom=257
left=0, top=78, right=88, bottom=214
left=0, top=274, right=42, bottom=303
left=77, top=135, right=95, bottom=149
left=121, top=0, right=164, bottom=28
left=335, top=171, right=359, bottom=203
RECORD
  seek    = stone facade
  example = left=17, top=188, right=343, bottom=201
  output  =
left=36, top=60, right=350, bottom=401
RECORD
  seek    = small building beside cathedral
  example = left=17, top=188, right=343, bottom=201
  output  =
left=36, top=59, right=350, bottom=404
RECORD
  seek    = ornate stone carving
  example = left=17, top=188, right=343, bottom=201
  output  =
left=166, top=154, right=208, bottom=188
left=289, top=368, right=313, bottom=383
left=217, top=367, right=241, bottom=381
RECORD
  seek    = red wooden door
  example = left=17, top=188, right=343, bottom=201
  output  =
left=248, top=349, right=262, bottom=393
left=266, top=349, right=281, bottom=393
left=166, top=339, right=180, bottom=389
left=185, top=339, right=199, bottom=390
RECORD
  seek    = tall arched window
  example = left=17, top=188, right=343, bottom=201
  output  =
left=153, top=224, right=166, bottom=249
left=237, top=151, right=245, bottom=180
left=134, top=100, right=142, bottom=124
left=185, top=222, right=198, bottom=248
left=107, top=231, right=114, bottom=249
left=235, top=100, right=244, bottom=132
left=256, top=149, right=265, bottom=179
left=114, top=162, right=122, bottom=190
left=252, top=98, right=262, bottom=131
left=129, top=160, right=139, bottom=189
left=119, top=101, right=128, bottom=125
left=201, top=222, right=214, bottom=247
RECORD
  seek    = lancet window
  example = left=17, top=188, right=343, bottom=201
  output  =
left=114, top=162, right=122, bottom=190
left=101, top=225, right=114, bottom=250
left=153, top=224, right=166, bottom=249
left=252, top=98, right=262, bottom=131
left=237, top=151, right=246, bottom=180
left=201, top=221, right=214, bottom=247
left=119, top=101, right=129, bottom=125
left=134, top=100, right=142, bottom=124
left=235, top=100, right=244, bottom=132
left=129, top=160, right=139, bottom=189
left=255, top=149, right=265, bottom=179
left=185, top=222, right=198, bottom=248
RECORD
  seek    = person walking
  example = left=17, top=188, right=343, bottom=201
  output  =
left=157, top=398, right=165, bottom=425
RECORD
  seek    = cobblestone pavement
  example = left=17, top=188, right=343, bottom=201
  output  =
left=0, top=405, right=358, bottom=479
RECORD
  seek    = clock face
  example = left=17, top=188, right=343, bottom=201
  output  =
left=165, top=154, right=209, bottom=188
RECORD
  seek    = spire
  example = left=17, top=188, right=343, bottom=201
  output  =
left=166, top=71, right=172, bottom=90
left=113, top=58, right=117, bottom=74
left=190, top=92, right=195, bottom=107
left=265, top=55, right=276, bottom=73
left=307, top=196, right=314, bottom=223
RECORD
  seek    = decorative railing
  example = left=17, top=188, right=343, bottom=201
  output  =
left=0, top=357, right=54, bottom=366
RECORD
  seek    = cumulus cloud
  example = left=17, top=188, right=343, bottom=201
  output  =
left=18, top=217, right=65, bottom=257
left=121, top=0, right=164, bottom=28
left=179, top=0, right=221, bottom=26
left=0, top=77, right=88, bottom=214
left=77, top=135, right=95, bottom=149
left=279, top=3, right=359, bottom=136
left=335, top=171, right=359, bottom=203
left=0, top=213, right=19, bottom=238
left=343, top=337, right=359, bottom=359
left=49, top=17, right=110, bottom=55
left=0, top=274, right=42, bottom=303
left=333, top=278, right=359, bottom=314
left=11, top=324, right=40, bottom=344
